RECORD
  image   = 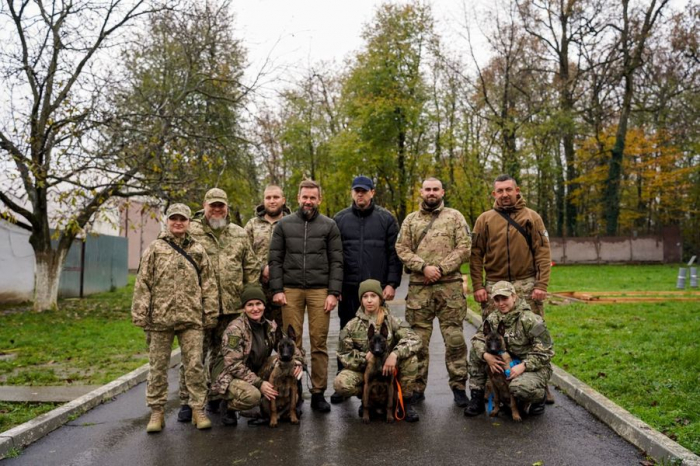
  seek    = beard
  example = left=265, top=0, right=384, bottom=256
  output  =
left=208, top=217, right=228, bottom=230
left=301, top=205, right=317, bottom=219
left=423, top=197, right=441, bottom=209
left=265, top=206, right=283, bottom=217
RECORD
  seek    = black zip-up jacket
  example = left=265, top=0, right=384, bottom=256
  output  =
left=334, top=201, right=402, bottom=288
left=268, top=207, right=343, bottom=295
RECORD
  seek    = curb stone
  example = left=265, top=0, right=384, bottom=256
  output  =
left=466, top=309, right=700, bottom=466
left=0, top=348, right=181, bottom=460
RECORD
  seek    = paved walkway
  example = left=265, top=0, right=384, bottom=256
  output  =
left=4, top=285, right=650, bottom=465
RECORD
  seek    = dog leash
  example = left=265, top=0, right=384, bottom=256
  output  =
left=392, top=368, right=406, bottom=421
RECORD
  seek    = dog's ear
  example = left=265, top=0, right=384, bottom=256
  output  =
left=380, top=321, right=389, bottom=338
left=497, top=321, right=506, bottom=336
left=275, top=325, right=283, bottom=343
left=368, top=323, right=375, bottom=339
left=287, top=325, right=296, bottom=342
left=483, top=320, right=492, bottom=335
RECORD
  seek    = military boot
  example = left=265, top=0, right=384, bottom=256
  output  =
left=310, top=393, right=331, bottom=412
left=452, top=387, right=469, bottom=408
left=545, top=386, right=555, bottom=404
left=146, top=407, right=165, bottom=433
left=191, top=408, right=212, bottom=430
left=222, top=409, right=238, bottom=426
left=402, top=396, right=420, bottom=423
left=177, top=405, right=192, bottom=423
left=463, top=389, right=485, bottom=416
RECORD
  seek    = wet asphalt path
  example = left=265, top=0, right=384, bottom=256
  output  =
left=7, top=280, right=645, bottom=466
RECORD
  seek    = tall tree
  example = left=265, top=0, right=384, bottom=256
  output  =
left=0, top=0, right=169, bottom=311
left=602, top=0, right=670, bottom=234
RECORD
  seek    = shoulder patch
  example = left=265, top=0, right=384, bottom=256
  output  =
left=227, top=336, right=241, bottom=349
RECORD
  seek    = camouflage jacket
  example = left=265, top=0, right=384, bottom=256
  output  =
left=337, top=306, right=422, bottom=372
left=243, top=204, right=290, bottom=265
left=189, top=212, right=261, bottom=315
left=131, top=231, right=218, bottom=331
left=471, top=300, right=554, bottom=372
left=212, top=314, right=303, bottom=394
left=470, top=195, right=551, bottom=292
left=395, top=201, right=472, bottom=283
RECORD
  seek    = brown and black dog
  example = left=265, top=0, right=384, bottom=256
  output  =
left=483, top=320, right=522, bottom=422
left=362, top=321, right=396, bottom=424
left=261, top=325, right=300, bottom=428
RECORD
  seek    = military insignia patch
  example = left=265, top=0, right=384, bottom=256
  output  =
left=227, top=336, right=241, bottom=349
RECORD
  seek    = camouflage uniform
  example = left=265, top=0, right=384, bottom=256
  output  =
left=178, top=212, right=261, bottom=405
left=395, top=201, right=471, bottom=393
left=243, top=204, right=290, bottom=326
left=333, top=306, right=422, bottom=398
left=132, top=230, right=218, bottom=409
left=468, top=299, right=554, bottom=404
left=211, top=314, right=303, bottom=411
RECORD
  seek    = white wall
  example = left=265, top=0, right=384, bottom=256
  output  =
left=0, top=220, right=34, bottom=303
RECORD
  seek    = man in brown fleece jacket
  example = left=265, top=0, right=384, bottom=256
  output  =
left=470, top=175, right=551, bottom=319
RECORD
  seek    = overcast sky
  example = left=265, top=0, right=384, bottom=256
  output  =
left=233, top=0, right=479, bottom=98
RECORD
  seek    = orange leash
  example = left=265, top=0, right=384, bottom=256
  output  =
left=393, top=368, right=405, bottom=421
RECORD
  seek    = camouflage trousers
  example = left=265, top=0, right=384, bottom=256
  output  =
left=405, top=280, right=468, bottom=392
left=178, top=313, right=238, bottom=405
left=221, top=356, right=277, bottom=411
left=480, top=277, right=545, bottom=319
left=468, top=350, right=552, bottom=404
left=147, top=328, right=206, bottom=409
left=332, top=354, right=420, bottom=399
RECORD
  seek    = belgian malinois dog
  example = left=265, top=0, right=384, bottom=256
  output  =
left=262, top=325, right=300, bottom=428
left=483, top=320, right=522, bottom=422
left=362, top=321, right=396, bottom=424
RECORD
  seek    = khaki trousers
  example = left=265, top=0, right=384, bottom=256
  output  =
left=282, top=287, right=329, bottom=394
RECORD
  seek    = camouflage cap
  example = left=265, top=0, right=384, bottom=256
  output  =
left=204, top=188, right=228, bottom=206
left=166, top=203, right=191, bottom=220
left=492, top=281, right=516, bottom=298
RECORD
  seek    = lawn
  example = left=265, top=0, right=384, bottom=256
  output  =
left=546, top=264, right=700, bottom=456
left=0, top=275, right=148, bottom=432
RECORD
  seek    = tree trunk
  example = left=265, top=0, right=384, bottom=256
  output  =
left=33, top=249, right=67, bottom=312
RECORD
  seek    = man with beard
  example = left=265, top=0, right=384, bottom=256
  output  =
left=330, top=176, right=402, bottom=404
left=469, top=174, right=554, bottom=404
left=244, top=185, right=291, bottom=327
left=395, top=178, right=472, bottom=407
left=177, top=188, right=260, bottom=424
left=269, top=179, right=343, bottom=412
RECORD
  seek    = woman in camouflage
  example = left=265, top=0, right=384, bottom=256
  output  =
left=332, top=279, right=423, bottom=422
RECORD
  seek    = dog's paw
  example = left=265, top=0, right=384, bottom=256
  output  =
left=512, top=414, right=522, bottom=422
left=269, top=421, right=278, bottom=428
left=290, top=418, right=300, bottom=425
left=489, top=409, right=499, bottom=417
left=387, top=416, right=395, bottom=424
left=362, top=415, right=371, bottom=424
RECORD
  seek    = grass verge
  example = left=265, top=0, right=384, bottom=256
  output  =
left=0, top=401, right=60, bottom=433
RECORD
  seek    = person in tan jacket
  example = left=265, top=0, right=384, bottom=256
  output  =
left=470, top=175, right=551, bottom=319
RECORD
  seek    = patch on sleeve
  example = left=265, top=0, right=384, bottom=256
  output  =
left=541, top=229, right=549, bottom=238
left=227, top=336, right=241, bottom=349
left=531, top=322, right=551, bottom=345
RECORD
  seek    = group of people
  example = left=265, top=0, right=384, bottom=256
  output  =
left=131, top=174, right=555, bottom=432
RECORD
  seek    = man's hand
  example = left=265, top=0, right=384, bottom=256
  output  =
left=423, top=265, right=442, bottom=284
left=260, top=381, right=278, bottom=400
left=273, top=292, right=287, bottom=306
left=474, top=288, right=488, bottom=303
left=382, top=285, right=396, bottom=301
left=293, top=361, right=303, bottom=379
left=261, top=265, right=270, bottom=284
left=382, top=352, right=398, bottom=376
left=324, top=294, right=338, bottom=313
left=507, top=362, right=525, bottom=380
left=484, top=353, right=508, bottom=374
left=531, top=289, right=547, bottom=302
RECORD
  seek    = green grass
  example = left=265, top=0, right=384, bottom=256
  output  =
left=544, top=264, right=700, bottom=456
left=0, top=401, right=60, bottom=433
left=0, top=275, right=148, bottom=387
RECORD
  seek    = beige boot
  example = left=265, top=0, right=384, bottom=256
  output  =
left=191, top=408, right=212, bottom=430
left=146, top=407, right=165, bottom=433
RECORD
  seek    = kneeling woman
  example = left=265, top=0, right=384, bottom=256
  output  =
left=333, top=279, right=422, bottom=422
left=211, top=286, right=303, bottom=425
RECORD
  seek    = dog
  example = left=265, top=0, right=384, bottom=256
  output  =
left=483, top=320, right=522, bottom=422
left=261, top=324, right=300, bottom=428
left=362, top=321, right=396, bottom=424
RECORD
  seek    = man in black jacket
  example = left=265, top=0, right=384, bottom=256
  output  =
left=331, top=176, right=402, bottom=404
left=269, top=179, right=343, bottom=412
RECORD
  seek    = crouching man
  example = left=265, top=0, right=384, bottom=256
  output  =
left=464, top=281, right=553, bottom=418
